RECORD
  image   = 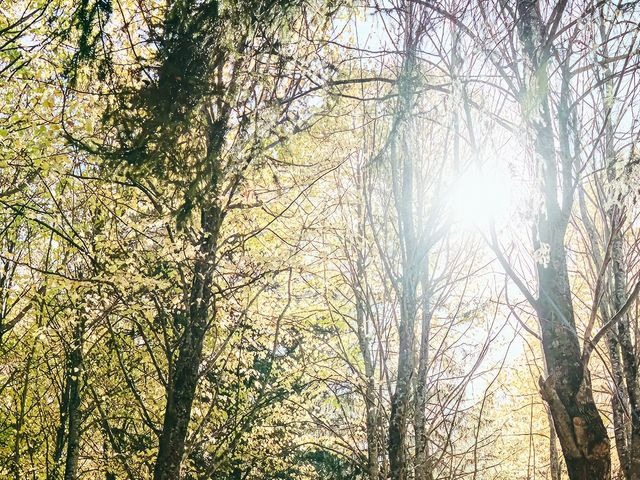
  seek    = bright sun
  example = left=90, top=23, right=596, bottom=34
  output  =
left=449, top=163, right=513, bottom=228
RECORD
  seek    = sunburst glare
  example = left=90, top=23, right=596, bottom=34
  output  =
left=449, top=162, right=514, bottom=228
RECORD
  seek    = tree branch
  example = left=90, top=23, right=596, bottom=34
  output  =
left=487, top=223, right=539, bottom=310
left=583, top=279, right=640, bottom=365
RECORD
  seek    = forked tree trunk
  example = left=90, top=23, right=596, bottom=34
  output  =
left=387, top=21, right=419, bottom=480
left=388, top=144, right=418, bottom=480
left=387, top=6, right=427, bottom=478
left=517, top=1, right=611, bottom=478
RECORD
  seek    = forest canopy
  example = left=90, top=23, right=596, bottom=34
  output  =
left=2, top=1, right=640, bottom=479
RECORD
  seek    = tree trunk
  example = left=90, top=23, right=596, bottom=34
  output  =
left=357, top=305, right=381, bottom=480
left=414, top=274, right=433, bottom=480
left=611, top=229, right=640, bottom=480
left=354, top=166, right=380, bottom=480
left=549, top=410, right=562, bottom=480
left=388, top=291, right=416, bottom=480
left=12, top=342, right=36, bottom=480
left=153, top=336, right=204, bottom=480
left=606, top=320, right=631, bottom=480
left=153, top=205, right=221, bottom=480
left=387, top=7, right=422, bottom=477
left=580, top=184, right=630, bottom=480
left=388, top=128, right=419, bottom=480
left=51, top=365, right=71, bottom=480
left=517, top=1, right=611, bottom=478
left=63, top=319, right=85, bottom=480
left=596, top=7, right=638, bottom=476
